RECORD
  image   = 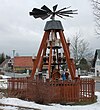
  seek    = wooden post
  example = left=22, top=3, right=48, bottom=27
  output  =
left=48, top=42, right=52, bottom=78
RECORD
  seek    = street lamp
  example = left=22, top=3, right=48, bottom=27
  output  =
left=12, top=50, right=15, bottom=78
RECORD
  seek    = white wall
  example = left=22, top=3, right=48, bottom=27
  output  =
left=95, top=56, right=100, bottom=76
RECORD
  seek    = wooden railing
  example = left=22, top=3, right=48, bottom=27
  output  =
left=8, top=78, right=95, bottom=103
left=80, top=78, right=95, bottom=102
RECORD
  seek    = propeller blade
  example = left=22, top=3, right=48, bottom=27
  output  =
left=30, top=8, right=48, bottom=18
left=61, top=12, right=78, bottom=14
left=58, top=13, right=73, bottom=18
left=56, top=14, right=64, bottom=18
left=60, top=10, right=77, bottom=14
left=41, top=5, right=52, bottom=13
left=56, top=7, right=67, bottom=14
left=66, top=6, right=71, bottom=9
left=40, top=14, right=50, bottom=20
left=32, top=8, right=47, bottom=14
left=53, top=4, right=58, bottom=12
left=56, top=6, right=71, bottom=14
left=66, top=12, right=78, bottom=14
left=29, top=12, right=43, bottom=18
left=29, top=12, right=34, bottom=16
left=34, top=14, right=47, bottom=19
left=30, top=5, right=77, bottom=20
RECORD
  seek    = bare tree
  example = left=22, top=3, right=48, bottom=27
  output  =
left=91, top=0, right=100, bottom=37
left=70, top=32, right=93, bottom=65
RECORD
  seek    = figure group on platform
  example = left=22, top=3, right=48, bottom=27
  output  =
left=36, top=66, right=81, bottom=82
left=60, top=69, right=71, bottom=81
left=51, top=67, right=72, bottom=81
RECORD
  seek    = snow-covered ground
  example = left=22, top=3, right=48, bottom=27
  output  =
left=80, top=75, right=93, bottom=78
left=0, top=92, right=100, bottom=110
left=0, top=75, right=10, bottom=89
left=0, top=75, right=11, bottom=79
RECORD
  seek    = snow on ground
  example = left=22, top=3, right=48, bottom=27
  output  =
left=0, top=75, right=10, bottom=89
left=0, top=92, right=100, bottom=110
left=80, top=75, right=93, bottom=78
left=0, top=79, right=7, bottom=89
left=0, top=75, right=11, bottom=79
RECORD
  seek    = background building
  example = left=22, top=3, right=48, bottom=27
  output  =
left=93, top=49, right=100, bottom=76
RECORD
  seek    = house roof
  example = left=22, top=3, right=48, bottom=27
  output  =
left=14, top=56, right=33, bottom=68
left=0, top=59, right=10, bottom=68
left=92, top=49, right=100, bottom=67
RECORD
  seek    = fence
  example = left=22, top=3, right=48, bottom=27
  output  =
left=80, top=78, right=95, bottom=102
left=8, top=77, right=95, bottom=103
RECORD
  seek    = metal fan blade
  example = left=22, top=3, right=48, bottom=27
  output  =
left=56, top=6, right=71, bottom=14
left=66, top=6, right=71, bottom=9
left=34, top=14, right=47, bottom=18
left=41, top=14, right=50, bottom=20
left=58, top=13, right=73, bottom=18
left=53, top=4, right=58, bottom=12
left=29, top=12, right=34, bottom=16
left=30, top=8, right=48, bottom=18
left=41, top=5, right=52, bottom=13
left=56, top=7, right=67, bottom=14
left=60, top=12, right=78, bottom=14
left=65, top=10, right=78, bottom=14
left=29, top=12, right=42, bottom=18
left=66, top=12, right=78, bottom=14
left=59, top=10, right=73, bottom=14
left=31, top=8, right=47, bottom=15
left=56, top=14, right=64, bottom=18
left=60, top=10, right=77, bottom=14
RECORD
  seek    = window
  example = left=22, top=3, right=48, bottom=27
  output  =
left=96, top=61, right=100, bottom=65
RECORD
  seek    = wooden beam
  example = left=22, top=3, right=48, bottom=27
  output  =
left=38, top=43, right=48, bottom=71
left=30, top=31, right=50, bottom=79
left=48, top=42, right=52, bottom=78
left=70, top=58, right=76, bottom=77
left=59, top=30, right=75, bottom=80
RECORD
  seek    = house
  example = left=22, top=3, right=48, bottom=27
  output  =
left=0, top=59, right=13, bottom=72
left=13, top=56, right=33, bottom=73
left=93, top=49, right=100, bottom=76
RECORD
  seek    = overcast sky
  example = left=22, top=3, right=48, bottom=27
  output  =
left=0, top=0, right=100, bottom=57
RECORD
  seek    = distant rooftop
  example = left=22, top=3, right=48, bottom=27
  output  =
left=14, top=56, right=33, bottom=68
left=0, top=59, right=10, bottom=68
